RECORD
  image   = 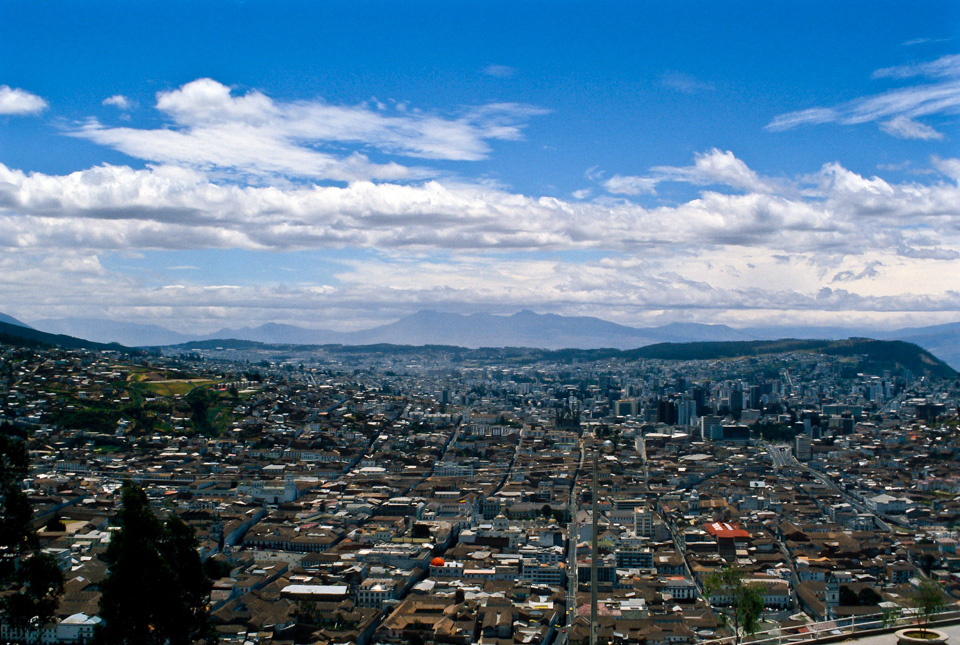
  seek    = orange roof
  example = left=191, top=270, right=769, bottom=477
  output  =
left=704, top=522, right=749, bottom=539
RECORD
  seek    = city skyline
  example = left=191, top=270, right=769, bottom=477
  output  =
left=2, top=1, right=959, bottom=334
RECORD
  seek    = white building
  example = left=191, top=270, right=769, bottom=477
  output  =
left=0, top=613, right=102, bottom=644
left=357, top=578, right=400, bottom=609
left=867, top=494, right=910, bottom=514
left=634, top=507, right=655, bottom=538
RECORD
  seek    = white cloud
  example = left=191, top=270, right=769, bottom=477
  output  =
left=879, top=116, right=944, bottom=140
left=602, top=174, right=659, bottom=195
left=872, top=53, right=960, bottom=79
left=902, top=37, right=951, bottom=47
left=71, top=78, right=547, bottom=182
left=74, top=121, right=421, bottom=183
left=483, top=64, right=518, bottom=78
left=3, top=149, right=960, bottom=331
left=768, top=54, right=960, bottom=139
left=602, top=149, right=777, bottom=195
left=102, top=94, right=133, bottom=110
left=933, top=156, right=960, bottom=181
left=1, top=150, right=958, bottom=262
left=660, top=71, right=715, bottom=94
left=651, top=149, right=774, bottom=192
left=10, top=246, right=960, bottom=335
left=766, top=107, right=839, bottom=131
left=0, top=85, right=47, bottom=115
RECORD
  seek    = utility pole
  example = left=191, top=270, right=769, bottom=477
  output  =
left=567, top=487, right=578, bottom=628
left=590, top=439, right=599, bottom=645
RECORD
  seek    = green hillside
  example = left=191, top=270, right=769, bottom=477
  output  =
left=617, top=338, right=956, bottom=378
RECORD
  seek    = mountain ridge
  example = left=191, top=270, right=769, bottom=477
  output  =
left=19, top=309, right=960, bottom=369
left=0, top=320, right=131, bottom=352
left=0, top=313, right=31, bottom=329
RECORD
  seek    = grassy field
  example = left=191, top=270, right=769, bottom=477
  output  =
left=140, top=379, right=220, bottom=397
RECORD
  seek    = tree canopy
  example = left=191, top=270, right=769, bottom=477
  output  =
left=0, top=433, right=33, bottom=555
left=704, top=565, right=765, bottom=645
left=2, top=552, right=65, bottom=633
left=99, top=482, right=212, bottom=645
left=910, top=579, right=947, bottom=636
left=0, top=429, right=66, bottom=636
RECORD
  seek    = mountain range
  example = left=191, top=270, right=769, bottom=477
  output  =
left=30, top=310, right=762, bottom=348
left=18, top=310, right=960, bottom=369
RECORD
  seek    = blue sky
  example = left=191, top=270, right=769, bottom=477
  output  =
left=2, top=1, right=959, bottom=332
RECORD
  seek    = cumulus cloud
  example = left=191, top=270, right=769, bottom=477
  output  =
left=102, top=94, right=133, bottom=110
left=933, top=156, right=960, bottom=180
left=602, top=149, right=778, bottom=195
left=768, top=54, right=960, bottom=139
left=0, top=85, right=47, bottom=115
left=1, top=150, right=959, bottom=261
left=71, top=78, right=547, bottom=182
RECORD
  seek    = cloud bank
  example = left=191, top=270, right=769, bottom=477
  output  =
left=2, top=146, right=960, bottom=330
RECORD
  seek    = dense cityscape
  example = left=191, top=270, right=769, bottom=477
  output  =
left=3, top=3, right=959, bottom=644
left=1, top=336, right=958, bottom=644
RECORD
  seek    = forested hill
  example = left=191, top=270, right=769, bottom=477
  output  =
left=0, top=320, right=130, bottom=353
left=598, top=338, right=956, bottom=378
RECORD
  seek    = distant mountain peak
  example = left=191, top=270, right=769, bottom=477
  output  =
left=0, top=312, right=31, bottom=329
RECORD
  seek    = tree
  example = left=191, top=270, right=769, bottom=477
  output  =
left=910, top=579, right=946, bottom=637
left=185, top=387, right=217, bottom=435
left=857, top=587, right=883, bottom=606
left=0, top=482, right=35, bottom=553
left=44, top=515, right=66, bottom=533
left=203, top=556, right=233, bottom=581
left=0, top=434, right=33, bottom=557
left=99, top=482, right=212, bottom=645
left=881, top=606, right=902, bottom=629
left=2, top=552, right=65, bottom=636
left=918, top=553, right=937, bottom=575
left=839, top=585, right=859, bottom=607
left=704, top=566, right=765, bottom=645
left=0, top=432, right=65, bottom=639
left=410, top=523, right=432, bottom=539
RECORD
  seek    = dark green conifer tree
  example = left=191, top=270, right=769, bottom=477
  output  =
left=0, top=430, right=65, bottom=636
left=99, top=482, right=212, bottom=644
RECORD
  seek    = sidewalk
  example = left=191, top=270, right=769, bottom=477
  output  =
left=843, top=624, right=960, bottom=645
